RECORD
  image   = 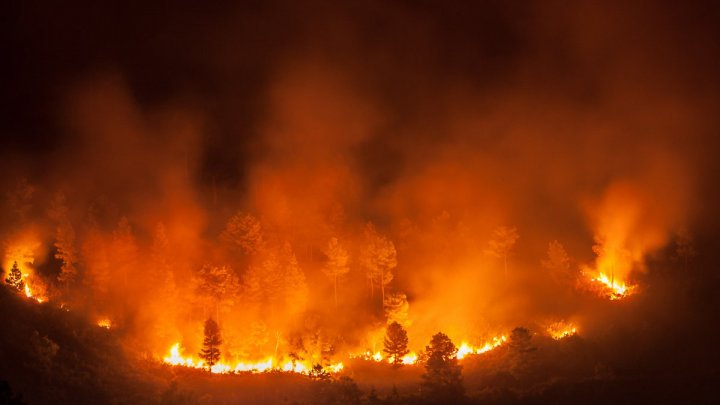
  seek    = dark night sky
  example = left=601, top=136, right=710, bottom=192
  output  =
left=2, top=0, right=720, bottom=227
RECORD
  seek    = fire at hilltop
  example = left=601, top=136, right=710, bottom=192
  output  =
left=0, top=170, right=685, bottom=382
left=1, top=202, right=650, bottom=378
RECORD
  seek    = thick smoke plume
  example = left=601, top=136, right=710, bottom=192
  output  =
left=1, top=0, right=717, bottom=369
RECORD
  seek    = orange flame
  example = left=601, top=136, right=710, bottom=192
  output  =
left=546, top=322, right=577, bottom=340
left=97, top=318, right=112, bottom=329
left=456, top=335, right=508, bottom=359
left=162, top=342, right=342, bottom=375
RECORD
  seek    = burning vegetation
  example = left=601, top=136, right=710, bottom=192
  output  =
left=1, top=1, right=719, bottom=403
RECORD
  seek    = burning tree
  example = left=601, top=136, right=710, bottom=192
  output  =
left=485, top=226, right=519, bottom=279
left=195, top=264, right=239, bottom=325
left=5, top=261, right=25, bottom=292
left=221, top=212, right=265, bottom=256
left=199, top=318, right=222, bottom=369
left=421, top=332, right=464, bottom=401
left=322, top=237, right=350, bottom=307
left=360, top=223, right=397, bottom=308
left=383, top=321, right=409, bottom=366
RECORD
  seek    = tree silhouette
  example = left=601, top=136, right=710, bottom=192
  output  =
left=508, top=327, right=537, bottom=378
left=360, top=223, right=397, bottom=308
left=199, top=318, right=222, bottom=369
left=509, top=327, right=535, bottom=354
left=308, top=363, right=331, bottom=381
left=383, top=321, right=410, bottom=366
left=243, top=242, right=307, bottom=318
left=485, top=226, right=519, bottom=279
left=322, top=237, right=350, bottom=307
left=5, top=261, right=25, bottom=292
left=55, top=222, right=78, bottom=285
left=421, top=332, right=464, bottom=402
left=195, top=264, right=239, bottom=325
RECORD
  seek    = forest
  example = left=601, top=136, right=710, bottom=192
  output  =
left=2, top=0, right=720, bottom=403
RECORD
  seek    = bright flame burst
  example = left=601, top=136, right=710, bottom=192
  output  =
left=456, top=335, right=508, bottom=359
left=97, top=318, right=112, bottom=329
left=21, top=274, right=46, bottom=303
left=350, top=335, right=508, bottom=365
left=401, top=352, right=418, bottom=365
left=162, top=343, right=343, bottom=375
left=546, top=322, right=577, bottom=340
left=592, top=272, right=635, bottom=300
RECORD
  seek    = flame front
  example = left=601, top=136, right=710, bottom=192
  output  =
left=593, top=272, right=634, bottom=299
left=97, top=318, right=112, bottom=329
left=546, top=322, right=578, bottom=340
left=456, top=335, right=508, bottom=359
left=162, top=343, right=342, bottom=375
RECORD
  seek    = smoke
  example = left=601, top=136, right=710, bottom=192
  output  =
left=1, top=0, right=716, bottom=362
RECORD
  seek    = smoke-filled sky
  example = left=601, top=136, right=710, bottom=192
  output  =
left=2, top=0, right=720, bottom=362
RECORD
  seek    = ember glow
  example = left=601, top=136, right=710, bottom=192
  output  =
left=546, top=322, right=578, bottom=340
left=593, top=272, right=635, bottom=300
left=96, top=318, right=112, bottom=329
left=162, top=343, right=341, bottom=375
left=1, top=1, right=717, bottom=403
left=456, top=336, right=508, bottom=359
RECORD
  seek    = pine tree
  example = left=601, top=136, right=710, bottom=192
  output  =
left=243, top=242, right=307, bottom=318
left=322, top=237, right=350, bottom=307
left=5, top=262, right=25, bottom=292
left=485, top=226, right=519, bottom=279
left=55, top=222, right=78, bottom=285
left=508, top=327, right=537, bottom=378
left=195, top=264, right=239, bottom=325
left=421, top=332, right=464, bottom=402
left=383, top=321, right=410, bottom=366
left=199, top=318, right=222, bottom=369
left=220, top=212, right=264, bottom=255
left=360, top=223, right=397, bottom=308
left=509, top=327, right=535, bottom=354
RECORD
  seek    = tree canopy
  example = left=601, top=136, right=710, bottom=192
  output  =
left=421, top=332, right=464, bottom=402
left=5, top=262, right=24, bottom=292
left=199, top=318, right=222, bottom=369
left=383, top=321, right=409, bottom=366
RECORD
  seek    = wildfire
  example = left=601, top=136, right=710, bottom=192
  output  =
left=592, top=272, right=635, bottom=300
left=456, top=335, right=508, bottom=359
left=97, top=318, right=112, bottom=329
left=401, top=352, right=418, bottom=365
left=350, top=334, right=508, bottom=365
left=546, top=322, right=577, bottom=340
left=22, top=276, right=46, bottom=303
left=162, top=343, right=343, bottom=375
